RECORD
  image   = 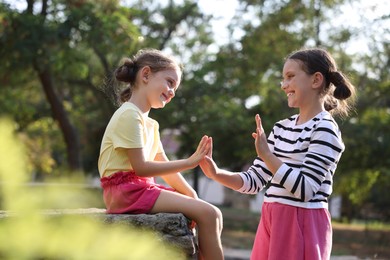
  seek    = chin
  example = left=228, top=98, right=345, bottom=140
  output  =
left=153, top=103, right=165, bottom=109
left=287, top=101, right=297, bottom=108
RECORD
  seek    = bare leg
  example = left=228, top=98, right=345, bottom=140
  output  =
left=151, top=190, right=223, bottom=260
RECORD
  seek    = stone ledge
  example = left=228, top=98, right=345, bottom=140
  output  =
left=0, top=208, right=197, bottom=257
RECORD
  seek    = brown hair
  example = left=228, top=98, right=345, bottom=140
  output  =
left=115, top=48, right=183, bottom=103
left=287, top=48, right=356, bottom=118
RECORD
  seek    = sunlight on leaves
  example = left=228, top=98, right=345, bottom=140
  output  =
left=0, top=117, right=184, bottom=259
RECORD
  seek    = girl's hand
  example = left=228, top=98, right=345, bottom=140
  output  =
left=187, top=135, right=211, bottom=168
left=252, top=114, right=271, bottom=159
left=200, top=156, right=219, bottom=179
left=199, top=137, right=219, bottom=179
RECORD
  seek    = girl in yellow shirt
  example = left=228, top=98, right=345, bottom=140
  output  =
left=98, top=48, right=223, bottom=260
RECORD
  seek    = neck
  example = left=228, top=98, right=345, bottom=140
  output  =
left=128, top=94, right=150, bottom=114
left=297, top=104, right=324, bottom=125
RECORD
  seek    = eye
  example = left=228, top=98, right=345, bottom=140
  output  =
left=167, top=79, right=176, bottom=89
left=282, top=74, right=294, bottom=82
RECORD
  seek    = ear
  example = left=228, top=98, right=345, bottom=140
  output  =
left=140, top=66, right=151, bottom=83
left=312, top=72, right=324, bottom=89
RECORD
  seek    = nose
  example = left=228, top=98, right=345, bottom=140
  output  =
left=280, top=80, right=287, bottom=89
left=168, top=89, right=175, bottom=97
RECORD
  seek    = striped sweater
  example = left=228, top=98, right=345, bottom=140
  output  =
left=237, top=111, right=345, bottom=209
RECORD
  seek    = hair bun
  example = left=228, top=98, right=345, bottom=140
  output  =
left=329, top=71, right=352, bottom=100
left=328, top=71, right=343, bottom=87
left=115, top=59, right=136, bottom=83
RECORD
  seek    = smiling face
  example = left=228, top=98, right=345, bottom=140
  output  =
left=281, top=59, right=318, bottom=109
left=146, top=67, right=181, bottom=109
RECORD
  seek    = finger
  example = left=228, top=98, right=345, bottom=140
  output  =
left=255, top=114, right=261, bottom=129
left=258, top=115, right=263, bottom=131
left=200, top=135, right=207, bottom=146
left=198, top=135, right=208, bottom=151
left=203, top=136, right=211, bottom=152
left=201, top=137, right=211, bottom=156
left=196, top=137, right=203, bottom=150
left=209, top=137, right=213, bottom=157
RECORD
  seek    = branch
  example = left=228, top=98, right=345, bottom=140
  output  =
left=159, top=2, right=197, bottom=50
left=41, top=0, right=48, bottom=16
left=26, top=0, right=34, bottom=14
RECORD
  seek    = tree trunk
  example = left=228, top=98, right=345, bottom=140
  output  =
left=36, top=66, right=82, bottom=171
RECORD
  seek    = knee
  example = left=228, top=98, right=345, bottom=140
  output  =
left=214, top=206, right=223, bottom=224
left=204, top=204, right=222, bottom=221
left=213, top=206, right=223, bottom=233
left=198, top=204, right=223, bottom=230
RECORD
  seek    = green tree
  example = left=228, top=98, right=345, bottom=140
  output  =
left=168, top=0, right=351, bottom=168
left=335, top=34, right=390, bottom=220
left=158, top=0, right=390, bottom=217
left=0, top=0, right=215, bottom=178
left=0, top=0, right=140, bottom=174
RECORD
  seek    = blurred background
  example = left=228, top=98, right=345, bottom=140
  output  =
left=0, top=0, right=389, bottom=258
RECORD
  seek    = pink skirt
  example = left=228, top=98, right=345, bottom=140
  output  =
left=100, top=171, right=175, bottom=214
left=251, top=202, right=332, bottom=260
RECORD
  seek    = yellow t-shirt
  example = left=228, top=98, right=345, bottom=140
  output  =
left=98, top=102, right=163, bottom=177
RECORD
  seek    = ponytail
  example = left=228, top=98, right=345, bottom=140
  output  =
left=328, top=71, right=353, bottom=100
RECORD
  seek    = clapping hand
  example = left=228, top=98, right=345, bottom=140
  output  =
left=199, top=137, right=219, bottom=180
left=188, top=135, right=212, bottom=168
left=252, top=114, right=271, bottom=159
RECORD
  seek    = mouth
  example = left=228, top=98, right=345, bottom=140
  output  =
left=287, top=92, right=294, bottom=97
left=161, top=93, right=170, bottom=103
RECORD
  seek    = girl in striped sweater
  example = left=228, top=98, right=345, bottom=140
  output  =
left=200, top=48, right=356, bottom=260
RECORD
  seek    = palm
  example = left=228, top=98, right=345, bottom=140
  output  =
left=199, top=156, right=217, bottom=179
left=189, top=135, right=211, bottom=167
left=199, top=137, right=216, bottom=178
left=253, top=114, right=269, bottom=158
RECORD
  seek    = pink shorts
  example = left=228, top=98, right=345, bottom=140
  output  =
left=251, top=202, right=332, bottom=260
left=100, top=171, right=175, bottom=214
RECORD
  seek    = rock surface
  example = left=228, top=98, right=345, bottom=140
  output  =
left=0, top=208, right=197, bottom=257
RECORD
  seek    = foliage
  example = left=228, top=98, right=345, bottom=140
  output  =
left=335, top=62, right=390, bottom=220
left=0, top=0, right=389, bottom=221
left=0, top=0, right=142, bottom=172
left=0, top=117, right=184, bottom=259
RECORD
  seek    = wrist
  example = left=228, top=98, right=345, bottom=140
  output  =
left=258, top=151, right=273, bottom=161
left=184, top=158, right=195, bottom=170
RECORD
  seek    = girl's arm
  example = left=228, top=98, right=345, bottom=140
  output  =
left=199, top=137, right=243, bottom=190
left=252, top=114, right=283, bottom=174
left=128, top=135, right=210, bottom=178
left=201, top=118, right=274, bottom=195
left=254, top=114, right=344, bottom=201
left=155, top=152, right=198, bottom=199
left=201, top=158, right=243, bottom=190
